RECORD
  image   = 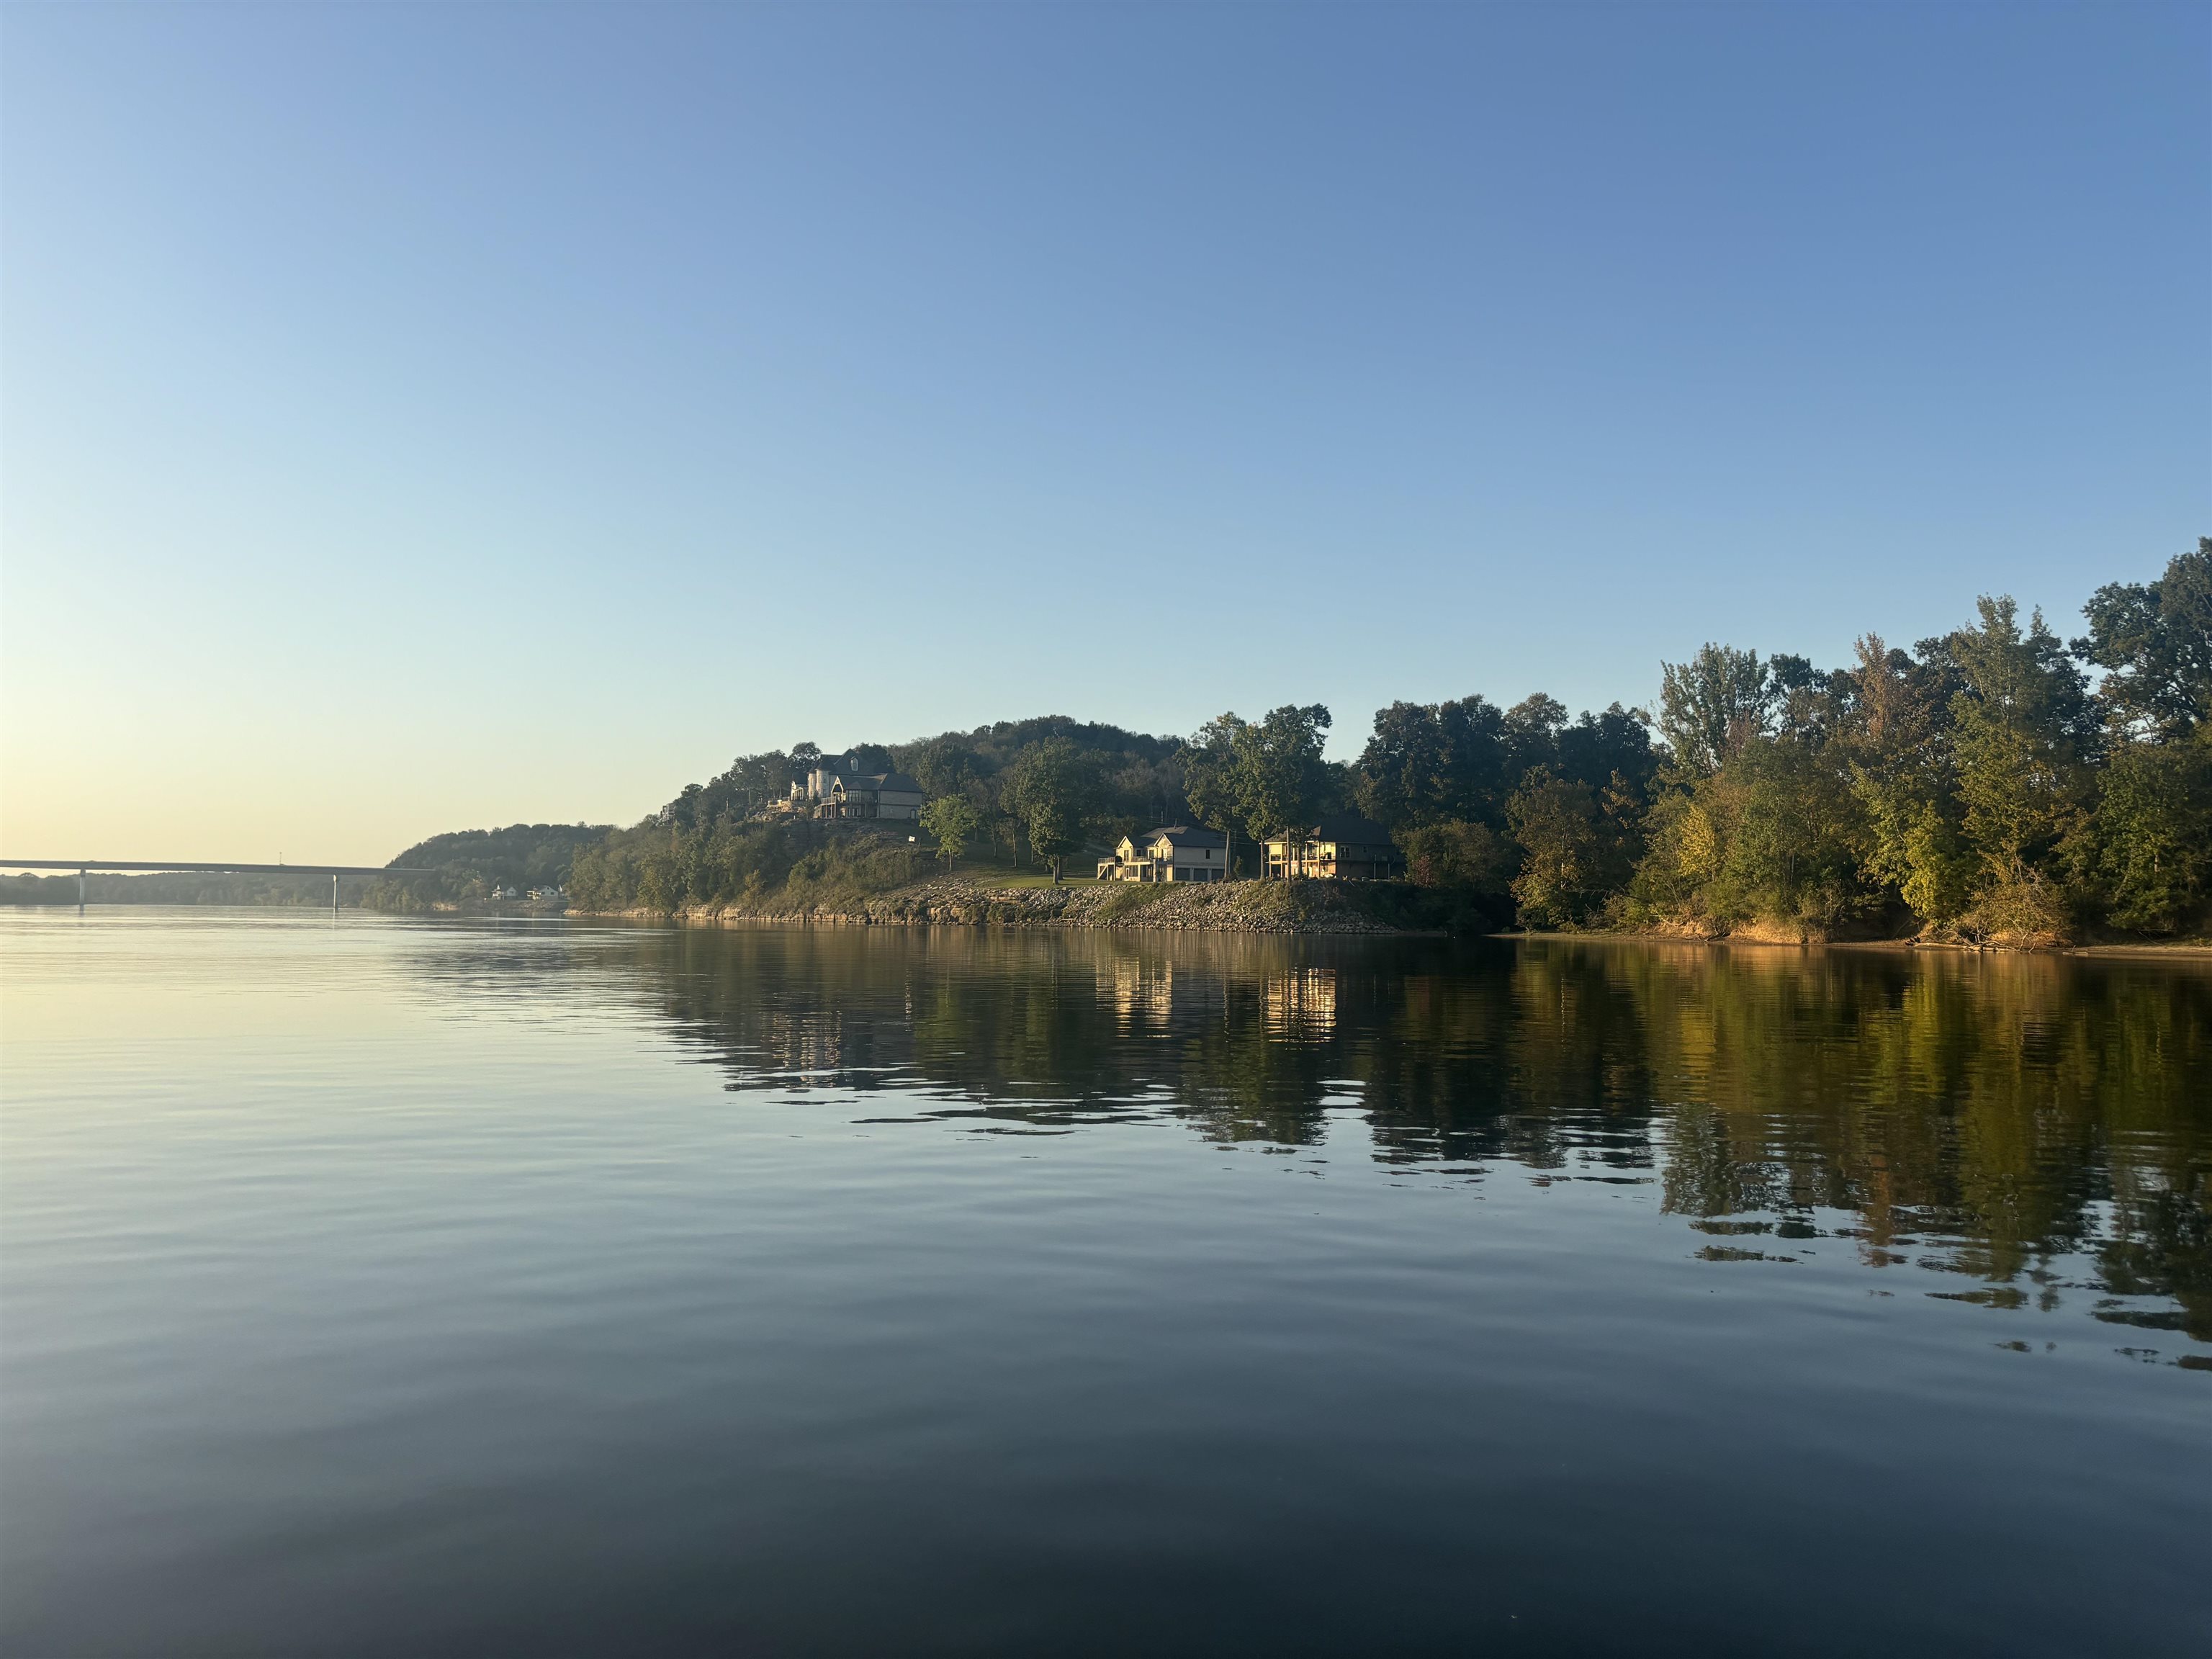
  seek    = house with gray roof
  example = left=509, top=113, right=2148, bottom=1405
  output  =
left=789, top=755, right=927, bottom=822
left=1264, top=813, right=1403, bottom=881
left=1097, top=825, right=1230, bottom=884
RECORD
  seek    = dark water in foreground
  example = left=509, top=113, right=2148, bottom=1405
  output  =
left=3, top=911, right=2207, bottom=1656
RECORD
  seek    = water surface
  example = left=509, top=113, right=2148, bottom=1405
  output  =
left=4, top=911, right=2207, bottom=1655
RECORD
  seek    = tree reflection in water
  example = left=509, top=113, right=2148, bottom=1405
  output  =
left=567, top=925, right=2210, bottom=1342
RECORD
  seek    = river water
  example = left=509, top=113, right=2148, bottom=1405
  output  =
left=3, top=909, right=2206, bottom=1655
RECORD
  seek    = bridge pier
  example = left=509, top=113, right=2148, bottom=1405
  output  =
left=78, top=867, right=86, bottom=914
left=333, top=872, right=341, bottom=914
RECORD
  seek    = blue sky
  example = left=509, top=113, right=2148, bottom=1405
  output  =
left=5, top=4, right=2206, bottom=862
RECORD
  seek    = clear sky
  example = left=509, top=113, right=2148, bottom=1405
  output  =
left=4, top=4, right=2206, bottom=864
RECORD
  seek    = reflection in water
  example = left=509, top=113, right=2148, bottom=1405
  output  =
left=558, top=927, right=2211, bottom=1341
left=7, top=911, right=2207, bottom=1657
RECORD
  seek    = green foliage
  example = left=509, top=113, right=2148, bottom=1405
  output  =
left=920, top=795, right=982, bottom=870
left=568, top=819, right=909, bottom=914
left=1354, top=688, right=1655, bottom=924
left=366, top=823, right=611, bottom=910
left=1948, top=597, right=2094, bottom=895
left=1853, top=786, right=1974, bottom=929
left=1357, top=696, right=1509, bottom=826
left=1659, top=644, right=1773, bottom=776
left=1622, top=575, right=2190, bottom=943
left=1506, top=768, right=1639, bottom=927
left=1180, top=713, right=1246, bottom=841
left=1396, top=819, right=1513, bottom=896
left=2081, top=744, right=2212, bottom=934
left=1182, top=705, right=1336, bottom=848
left=1004, top=736, right=1100, bottom=881
left=1236, top=704, right=1334, bottom=842
left=1702, top=736, right=1871, bottom=927
left=2075, top=538, right=2212, bottom=741
left=1834, top=634, right=1970, bottom=927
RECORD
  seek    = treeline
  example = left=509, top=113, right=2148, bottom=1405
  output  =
left=570, top=540, right=2210, bottom=942
left=1616, top=543, right=2210, bottom=943
left=363, top=823, right=612, bottom=910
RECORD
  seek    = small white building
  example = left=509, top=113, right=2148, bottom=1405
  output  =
left=1097, top=825, right=1229, bottom=883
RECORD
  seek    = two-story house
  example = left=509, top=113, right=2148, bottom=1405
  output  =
left=1097, top=825, right=1230, bottom=883
left=1264, top=813, right=1403, bottom=881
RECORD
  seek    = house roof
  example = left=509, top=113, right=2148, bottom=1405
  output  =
left=1267, top=814, right=1397, bottom=846
left=1146, top=824, right=1228, bottom=850
left=874, top=773, right=924, bottom=795
left=1309, top=812, right=1395, bottom=845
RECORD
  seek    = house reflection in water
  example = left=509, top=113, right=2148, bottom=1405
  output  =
left=1102, top=952, right=1233, bottom=1035
left=755, top=1006, right=852, bottom=1080
left=1264, top=967, right=1338, bottom=1040
left=1105, top=957, right=1176, bottom=1032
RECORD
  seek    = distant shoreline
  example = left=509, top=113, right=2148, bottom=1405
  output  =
left=1493, top=929, right=2212, bottom=960
left=561, top=874, right=2212, bottom=953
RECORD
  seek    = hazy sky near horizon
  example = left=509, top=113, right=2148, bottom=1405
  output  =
left=4, top=4, right=2207, bottom=863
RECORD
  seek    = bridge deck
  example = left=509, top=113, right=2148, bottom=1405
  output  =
left=3, top=860, right=428, bottom=876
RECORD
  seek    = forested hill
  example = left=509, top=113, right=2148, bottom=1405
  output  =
left=363, top=823, right=613, bottom=910
left=657, top=718, right=1187, bottom=832
left=566, top=538, right=2212, bottom=945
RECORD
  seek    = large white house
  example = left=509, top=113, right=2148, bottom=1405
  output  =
left=787, top=756, right=926, bottom=822
left=1097, top=825, right=1229, bottom=883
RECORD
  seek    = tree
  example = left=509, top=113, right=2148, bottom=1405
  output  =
left=1182, top=714, right=1248, bottom=841
left=1355, top=701, right=1447, bottom=828
left=1356, top=696, right=1509, bottom=827
left=920, top=796, right=982, bottom=873
left=1659, top=645, right=1773, bottom=775
left=1182, top=706, right=1335, bottom=874
left=1501, top=693, right=1568, bottom=783
left=1948, top=597, right=2093, bottom=899
left=1506, top=769, right=1607, bottom=927
left=1835, top=634, right=1970, bottom=929
left=2085, top=744, right=2212, bottom=934
left=1706, top=734, right=1869, bottom=927
left=902, top=736, right=988, bottom=800
left=1004, top=737, right=1099, bottom=882
left=1230, top=704, right=1334, bottom=859
left=1398, top=819, right=1512, bottom=895
left=1554, top=702, right=1660, bottom=796
left=2075, top=538, right=2212, bottom=742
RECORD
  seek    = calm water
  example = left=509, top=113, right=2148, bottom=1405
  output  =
left=3, top=910, right=2207, bottom=1655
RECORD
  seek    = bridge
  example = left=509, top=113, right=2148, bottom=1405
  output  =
left=1, top=860, right=431, bottom=913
